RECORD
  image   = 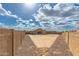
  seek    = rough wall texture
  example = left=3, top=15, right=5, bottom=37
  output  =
left=16, top=34, right=73, bottom=56
left=13, top=30, right=26, bottom=55
left=62, top=31, right=79, bottom=56
left=48, top=35, right=73, bottom=56
left=0, top=29, right=12, bottom=56
left=0, top=28, right=79, bottom=56
left=68, top=31, right=79, bottom=56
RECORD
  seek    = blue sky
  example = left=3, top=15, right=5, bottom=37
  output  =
left=0, top=3, right=79, bottom=32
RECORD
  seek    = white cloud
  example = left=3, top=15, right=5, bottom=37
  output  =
left=53, top=4, right=74, bottom=11
left=16, top=19, right=34, bottom=24
left=0, top=3, right=38, bottom=31
left=0, top=3, right=21, bottom=19
left=15, top=18, right=40, bottom=31
left=13, top=23, right=26, bottom=31
left=0, top=22, right=11, bottom=29
left=33, top=3, right=79, bottom=31
left=0, top=4, right=2, bottom=8
left=1, top=3, right=79, bottom=31
left=43, top=4, right=52, bottom=10
left=13, top=22, right=39, bottom=31
left=15, top=23, right=26, bottom=28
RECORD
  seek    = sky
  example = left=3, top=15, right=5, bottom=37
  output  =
left=0, top=3, right=79, bottom=32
